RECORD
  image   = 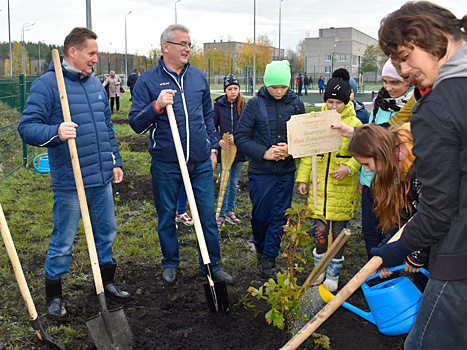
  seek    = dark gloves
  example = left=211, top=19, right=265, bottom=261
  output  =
left=371, top=240, right=412, bottom=268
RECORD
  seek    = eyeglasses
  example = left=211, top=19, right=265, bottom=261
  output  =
left=166, top=41, right=192, bottom=49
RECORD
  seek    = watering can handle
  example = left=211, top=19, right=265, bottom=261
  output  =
left=33, top=153, right=48, bottom=171
left=364, top=264, right=430, bottom=285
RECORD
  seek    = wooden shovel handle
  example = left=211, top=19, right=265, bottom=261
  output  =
left=0, top=204, right=38, bottom=321
left=300, top=228, right=351, bottom=293
left=52, top=49, right=104, bottom=295
left=281, top=225, right=405, bottom=349
left=166, top=104, right=211, bottom=266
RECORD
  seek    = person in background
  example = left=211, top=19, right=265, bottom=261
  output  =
left=18, top=27, right=129, bottom=321
left=318, top=75, right=325, bottom=94
left=304, top=75, right=310, bottom=95
left=128, top=24, right=234, bottom=285
left=103, top=74, right=110, bottom=99
left=213, top=74, right=246, bottom=230
left=235, top=60, right=305, bottom=280
left=296, top=70, right=362, bottom=292
left=374, top=3, right=467, bottom=348
left=347, top=74, right=370, bottom=124
left=127, top=68, right=139, bottom=102
left=103, top=70, right=122, bottom=114
left=296, top=73, right=303, bottom=96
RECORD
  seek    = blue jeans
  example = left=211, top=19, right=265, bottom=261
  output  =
left=361, top=185, right=381, bottom=259
left=45, top=182, right=116, bottom=279
left=151, top=158, right=221, bottom=272
left=249, top=173, right=294, bottom=260
left=177, top=185, right=188, bottom=214
left=218, top=162, right=243, bottom=218
left=405, top=278, right=467, bottom=349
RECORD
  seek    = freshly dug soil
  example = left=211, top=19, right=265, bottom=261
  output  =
left=22, top=131, right=407, bottom=350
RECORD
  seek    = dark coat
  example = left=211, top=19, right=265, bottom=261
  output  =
left=235, top=86, right=305, bottom=176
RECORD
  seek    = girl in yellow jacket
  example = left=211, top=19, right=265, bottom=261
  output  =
left=296, top=73, right=362, bottom=291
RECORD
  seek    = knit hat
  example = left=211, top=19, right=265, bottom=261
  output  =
left=324, top=77, right=351, bottom=105
left=263, top=60, right=291, bottom=87
left=223, top=74, right=240, bottom=91
left=382, top=58, right=404, bottom=82
left=349, top=77, right=358, bottom=95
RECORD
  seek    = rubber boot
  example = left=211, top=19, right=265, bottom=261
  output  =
left=312, top=248, right=326, bottom=285
left=45, top=276, right=68, bottom=321
left=261, top=257, right=277, bottom=280
left=323, top=257, right=344, bottom=292
left=100, top=260, right=130, bottom=301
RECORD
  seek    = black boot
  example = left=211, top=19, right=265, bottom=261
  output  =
left=45, top=276, right=68, bottom=321
left=100, top=260, right=130, bottom=301
left=261, top=257, right=277, bottom=280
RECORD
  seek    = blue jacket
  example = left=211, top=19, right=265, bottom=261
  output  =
left=18, top=57, right=122, bottom=191
left=213, top=94, right=246, bottom=164
left=235, top=86, right=305, bottom=176
left=353, top=100, right=370, bottom=124
left=128, top=56, right=217, bottom=163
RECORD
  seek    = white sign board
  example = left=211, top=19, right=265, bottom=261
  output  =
left=287, top=110, right=342, bottom=158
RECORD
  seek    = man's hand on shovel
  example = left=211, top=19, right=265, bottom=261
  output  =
left=155, top=89, right=177, bottom=111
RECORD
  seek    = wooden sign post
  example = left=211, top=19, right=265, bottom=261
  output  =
left=287, top=110, right=342, bottom=208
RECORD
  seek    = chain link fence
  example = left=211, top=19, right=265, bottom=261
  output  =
left=0, top=75, right=41, bottom=184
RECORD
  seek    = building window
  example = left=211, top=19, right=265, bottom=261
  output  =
left=325, top=66, right=331, bottom=73
left=339, top=54, right=347, bottom=62
left=325, top=55, right=332, bottom=62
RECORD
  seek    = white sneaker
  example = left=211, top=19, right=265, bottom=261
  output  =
left=175, top=213, right=194, bottom=226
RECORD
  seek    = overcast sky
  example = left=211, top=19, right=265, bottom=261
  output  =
left=1, top=0, right=465, bottom=57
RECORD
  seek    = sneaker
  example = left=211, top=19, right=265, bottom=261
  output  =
left=217, top=217, right=225, bottom=230
left=225, top=211, right=240, bottom=225
left=176, top=212, right=194, bottom=226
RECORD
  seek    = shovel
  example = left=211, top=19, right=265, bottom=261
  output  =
left=0, top=204, right=66, bottom=350
left=216, top=133, right=237, bottom=221
left=281, top=224, right=406, bottom=349
left=166, top=104, right=230, bottom=317
left=52, top=49, right=132, bottom=349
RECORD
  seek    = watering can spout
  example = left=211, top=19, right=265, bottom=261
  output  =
left=319, top=284, right=377, bottom=325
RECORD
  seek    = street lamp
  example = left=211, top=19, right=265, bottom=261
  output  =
left=38, top=40, right=44, bottom=75
left=125, top=11, right=132, bottom=86
left=108, top=43, right=112, bottom=72
left=7, top=1, right=13, bottom=77
left=212, top=47, right=216, bottom=76
left=21, top=22, right=35, bottom=76
left=278, top=0, right=284, bottom=60
left=331, top=44, right=336, bottom=75
left=175, top=0, right=180, bottom=24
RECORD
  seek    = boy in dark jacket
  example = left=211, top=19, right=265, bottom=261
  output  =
left=235, top=60, right=305, bottom=279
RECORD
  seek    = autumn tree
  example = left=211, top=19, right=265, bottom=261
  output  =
left=4, top=42, right=30, bottom=76
left=361, top=44, right=386, bottom=72
left=236, top=34, right=273, bottom=76
left=295, top=40, right=305, bottom=73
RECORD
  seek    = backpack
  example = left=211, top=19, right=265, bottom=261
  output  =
left=255, top=95, right=301, bottom=145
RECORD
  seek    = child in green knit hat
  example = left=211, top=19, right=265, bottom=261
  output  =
left=234, top=60, right=305, bottom=280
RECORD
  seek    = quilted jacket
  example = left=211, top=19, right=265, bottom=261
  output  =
left=295, top=102, right=362, bottom=221
left=18, top=57, right=122, bottom=191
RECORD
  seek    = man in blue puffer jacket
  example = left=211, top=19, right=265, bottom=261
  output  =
left=128, top=24, right=234, bottom=285
left=18, top=27, right=129, bottom=321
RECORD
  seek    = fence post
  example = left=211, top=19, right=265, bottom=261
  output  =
left=20, top=75, right=28, bottom=167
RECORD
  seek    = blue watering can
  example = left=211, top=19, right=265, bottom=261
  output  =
left=319, top=265, right=429, bottom=336
left=33, top=153, right=50, bottom=174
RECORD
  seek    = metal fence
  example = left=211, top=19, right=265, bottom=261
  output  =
left=0, top=75, right=41, bottom=184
